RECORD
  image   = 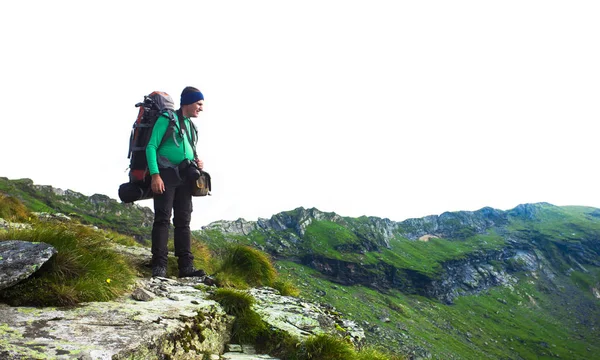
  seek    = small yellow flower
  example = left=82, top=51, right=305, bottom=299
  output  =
left=106, top=278, right=111, bottom=284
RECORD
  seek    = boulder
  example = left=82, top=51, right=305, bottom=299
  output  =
left=0, top=240, right=57, bottom=291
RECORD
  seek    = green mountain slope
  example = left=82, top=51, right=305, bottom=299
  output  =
left=1, top=177, right=598, bottom=359
left=0, top=177, right=154, bottom=242
left=195, top=204, right=600, bottom=359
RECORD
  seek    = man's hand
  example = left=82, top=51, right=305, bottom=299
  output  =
left=195, top=159, right=204, bottom=170
left=151, top=174, right=165, bottom=194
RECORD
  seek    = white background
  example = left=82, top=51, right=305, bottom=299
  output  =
left=1, top=1, right=599, bottom=229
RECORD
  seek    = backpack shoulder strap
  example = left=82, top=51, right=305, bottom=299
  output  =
left=176, top=109, right=199, bottom=159
left=158, top=110, right=179, bottom=149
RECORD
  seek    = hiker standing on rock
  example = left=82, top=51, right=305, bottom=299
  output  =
left=146, top=86, right=206, bottom=278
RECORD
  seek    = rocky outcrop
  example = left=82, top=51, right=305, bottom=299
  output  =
left=0, top=219, right=31, bottom=230
left=249, top=287, right=365, bottom=346
left=399, top=207, right=508, bottom=241
left=201, top=203, right=600, bottom=305
left=0, top=277, right=233, bottom=359
left=424, top=250, right=521, bottom=303
left=205, top=208, right=343, bottom=238
left=261, top=208, right=343, bottom=237
left=205, top=219, right=258, bottom=236
left=1, top=272, right=366, bottom=359
left=0, top=240, right=56, bottom=291
left=303, top=248, right=547, bottom=304
left=203, top=206, right=514, bottom=255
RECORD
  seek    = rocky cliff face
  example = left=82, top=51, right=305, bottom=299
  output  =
left=201, top=204, right=600, bottom=304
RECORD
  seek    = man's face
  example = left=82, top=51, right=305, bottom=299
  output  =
left=184, top=100, right=204, bottom=118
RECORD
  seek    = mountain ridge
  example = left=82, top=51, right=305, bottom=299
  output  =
left=2, top=176, right=599, bottom=359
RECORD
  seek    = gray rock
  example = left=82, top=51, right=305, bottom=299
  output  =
left=0, top=240, right=57, bottom=291
left=0, top=218, right=31, bottom=230
left=248, top=287, right=365, bottom=345
left=131, top=288, right=155, bottom=302
left=222, top=344, right=280, bottom=359
left=32, top=212, right=72, bottom=222
left=227, top=344, right=243, bottom=352
left=0, top=278, right=233, bottom=359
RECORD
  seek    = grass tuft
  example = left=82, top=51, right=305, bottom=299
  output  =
left=298, top=334, right=354, bottom=360
left=208, top=288, right=266, bottom=343
left=355, top=347, right=405, bottom=360
left=273, top=279, right=300, bottom=297
left=218, top=245, right=277, bottom=287
left=208, top=288, right=254, bottom=316
left=0, top=223, right=136, bottom=306
left=0, top=193, right=31, bottom=222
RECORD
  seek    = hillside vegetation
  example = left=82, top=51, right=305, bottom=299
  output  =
left=196, top=204, right=600, bottom=359
left=1, top=177, right=599, bottom=359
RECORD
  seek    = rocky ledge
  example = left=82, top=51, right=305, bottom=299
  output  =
left=1, top=273, right=364, bottom=359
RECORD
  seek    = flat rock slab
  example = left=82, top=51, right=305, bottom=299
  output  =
left=0, top=278, right=233, bottom=359
left=222, top=345, right=280, bottom=359
left=0, top=240, right=57, bottom=291
left=249, top=288, right=365, bottom=344
left=221, top=354, right=280, bottom=359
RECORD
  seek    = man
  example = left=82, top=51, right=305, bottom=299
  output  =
left=146, top=86, right=206, bottom=278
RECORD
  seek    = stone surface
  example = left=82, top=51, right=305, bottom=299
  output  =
left=0, top=219, right=31, bottom=230
left=0, top=240, right=57, bottom=291
left=131, top=288, right=155, bottom=302
left=222, top=345, right=280, bottom=360
left=0, top=277, right=233, bottom=359
left=249, top=287, right=365, bottom=345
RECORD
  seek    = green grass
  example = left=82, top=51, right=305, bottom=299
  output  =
left=376, top=232, right=506, bottom=276
left=208, top=288, right=266, bottom=344
left=508, top=204, right=600, bottom=241
left=0, top=223, right=137, bottom=306
left=298, top=334, right=355, bottom=360
left=276, top=260, right=600, bottom=359
left=0, top=193, right=32, bottom=222
left=0, top=177, right=155, bottom=241
left=272, top=279, right=300, bottom=297
left=301, top=221, right=507, bottom=277
left=216, top=245, right=277, bottom=288
left=303, top=220, right=362, bottom=258
left=209, top=288, right=404, bottom=360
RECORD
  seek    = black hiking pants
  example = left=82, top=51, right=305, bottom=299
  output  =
left=151, top=168, right=194, bottom=270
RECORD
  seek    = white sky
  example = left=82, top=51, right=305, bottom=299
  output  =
left=1, top=1, right=599, bottom=230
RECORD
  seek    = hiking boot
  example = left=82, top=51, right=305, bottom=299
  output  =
left=178, top=266, right=206, bottom=278
left=152, top=266, right=167, bottom=278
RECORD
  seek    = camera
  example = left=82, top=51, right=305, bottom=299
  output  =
left=178, top=159, right=201, bottom=180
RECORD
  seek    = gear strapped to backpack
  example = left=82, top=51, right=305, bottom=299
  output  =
left=118, top=91, right=211, bottom=203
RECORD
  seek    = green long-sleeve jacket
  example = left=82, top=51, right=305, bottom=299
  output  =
left=145, top=111, right=196, bottom=176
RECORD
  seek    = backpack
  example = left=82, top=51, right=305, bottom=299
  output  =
left=128, top=91, right=177, bottom=182
left=118, top=91, right=183, bottom=203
